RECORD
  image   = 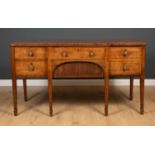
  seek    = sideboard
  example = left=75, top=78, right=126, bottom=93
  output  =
left=10, top=41, right=146, bottom=116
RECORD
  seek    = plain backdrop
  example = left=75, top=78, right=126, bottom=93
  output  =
left=0, top=28, right=155, bottom=79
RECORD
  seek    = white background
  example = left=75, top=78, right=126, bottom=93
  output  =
left=0, top=0, right=155, bottom=28
left=0, top=0, right=155, bottom=155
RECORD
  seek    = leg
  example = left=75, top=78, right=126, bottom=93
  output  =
left=140, top=75, right=144, bottom=114
left=23, top=78, right=28, bottom=101
left=48, top=76, right=53, bottom=116
left=12, top=77, right=18, bottom=116
left=104, top=72, right=109, bottom=116
left=129, top=76, right=134, bottom=100
left=48, top=57, right=53, bottom=116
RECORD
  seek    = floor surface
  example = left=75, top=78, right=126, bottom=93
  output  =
left=0, top=86, right=155, bottom=126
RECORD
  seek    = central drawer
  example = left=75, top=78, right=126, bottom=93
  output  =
left=51, top=47, right=105, bottom=60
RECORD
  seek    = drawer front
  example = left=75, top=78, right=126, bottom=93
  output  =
left=15, top=61, right=47, bottom=77
left=110, top=61, right=141, bottom=75
left=52, top=47, right=105, bottom=60
left=15, top=47, right=47, bottom=60
left=110, top=47, right=142, bottom=59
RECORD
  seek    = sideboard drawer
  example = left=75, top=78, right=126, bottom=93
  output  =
left=80, top=47, right=105, bottom=59
left=15, top=61, right=47, bottom=77
left=110, top=47, right=142, bottom=59
left=15, top=48, right=47, bottom=60
left=110, top=61, right=141, bottom=75
left=52, top=47, right=105, bottom=60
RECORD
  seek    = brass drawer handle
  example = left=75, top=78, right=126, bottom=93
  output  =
left=89, top=51, right=95, bottom=57
left=61, top=51, right=68, bottom=57
left=28, top=51, right=34, bottom=57
left=123, top=64, right=129, bottom=72
left=122, top=50, right=128, bottom=57
left=28, top=63, right=35, bottom=71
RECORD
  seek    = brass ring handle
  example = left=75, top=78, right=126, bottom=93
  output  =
left=28, top=51, right=34, bottom=57
left=122, top=50, right=128, bottom=57
left=123, top=64, right=129, bottom=72
left=61, top=51, right=68, bottom=57
left=28, top=63, right=35, bottom=71
left=89, top=51, right=95, bottom=57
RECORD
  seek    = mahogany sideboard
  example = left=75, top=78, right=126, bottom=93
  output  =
left=10, top=41, right=146, bottom=116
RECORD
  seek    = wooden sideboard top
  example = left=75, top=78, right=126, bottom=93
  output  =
left=10, top=41, right=147, bottom=47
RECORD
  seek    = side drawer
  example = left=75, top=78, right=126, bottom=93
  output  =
left=110, top=47, right=142, bottom=60
left=110, top=61, right=141, bottom=76
left=15, top=47, right=47, bottom=60
left=15, top=61, right=47, bottom=77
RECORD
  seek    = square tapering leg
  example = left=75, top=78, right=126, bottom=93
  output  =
left=104, top=72, right=109, bottom=116
left=12, top=78, right=18, bottom=116
left=130, top=76, right=134, bottom=100
left=48, top=78, right=53, bottom=117
left=47, top=49, right=53, bottom=117
left=23, top=78, right=28, bottom=102
left=140, top=75, right=144, bottom=114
